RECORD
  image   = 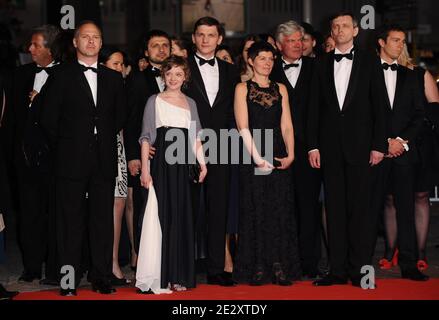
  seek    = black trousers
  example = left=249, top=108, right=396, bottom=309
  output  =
left=371, top=158, right=417, bottom=270
left=292, top=141, right=322, bottom=274
left=322, top=155, right=374, bottom=280
left=55, top=148, right=115, bottom=285
left=192, top=164, right=230, bottom=275
left=131, top=173, right=146, bottom=254
left=17, top=165, right=51, bottom=276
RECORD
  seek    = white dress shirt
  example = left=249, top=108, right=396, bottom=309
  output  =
left=79, top=60, right=98, bottom=134
left=78, top=60, right=98, bottom=106
left=334, top=46, right=354, bottom=110
left=381, top=59, right=398, bottom=109
left=194, top=53, right=219, bottom=107
left=33, top=61, right=56, bottom=94
left=282, top=57, right=302, bottom=89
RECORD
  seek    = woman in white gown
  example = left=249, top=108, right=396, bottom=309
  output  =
left=136, top=56, right=207, bottom=294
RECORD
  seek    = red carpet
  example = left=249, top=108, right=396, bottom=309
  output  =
left=14, top=279, right=439, bottom=300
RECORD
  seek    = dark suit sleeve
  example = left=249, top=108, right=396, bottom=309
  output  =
left=370, top=58, right=388, bottom=153
left=306, top=58, right=321, bottom=151
left=40, top=71, right=64, bottom=147
left=228, top=64, right=240, bottom=127
left=399, top=71, right=425, bottom=146
left=114, top=74, right=127, bottom=134
left=124, top=72, right=146, bottom=162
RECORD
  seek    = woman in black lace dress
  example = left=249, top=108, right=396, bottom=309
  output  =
left=234, top=41, right=301, bottom=286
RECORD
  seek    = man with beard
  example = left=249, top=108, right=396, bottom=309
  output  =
left=124, top=30, right=171, bottom=261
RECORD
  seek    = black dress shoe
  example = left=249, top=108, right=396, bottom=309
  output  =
left=401, top=269, right=429, bottom=281
left=207, top=273, right=235, bottom=287
left=137, top=288, right=153, bottom=294
left=313, top=274, right=348, bottom=286
left=0, top=284, right=19, bottom=300
left=249, top=271, right=265, bottom=286
left=223, top=272, right=238, bottom=285
left=18, top=271, right=41, bottom=283
left=110, top=274, right=131, bottom=286
left=91, top=280, right=117, bottom=294
left=272, top=263, right=292, bottom=286
left=39, top=278, right=59, bottom=286
left=60, top=288, right=77, bottom=297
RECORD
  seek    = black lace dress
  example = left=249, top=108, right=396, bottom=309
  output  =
left=235, top=80, right=301, bottom=283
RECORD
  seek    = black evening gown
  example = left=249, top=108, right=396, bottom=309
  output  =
left=151, top=125, right=195, bottom=289
left=235, top=80, right=301, bottom=283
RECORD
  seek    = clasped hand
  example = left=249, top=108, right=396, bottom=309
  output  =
left=387, top=139, right=408, bottom=158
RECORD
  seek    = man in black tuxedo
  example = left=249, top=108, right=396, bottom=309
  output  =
left=270, top=20, right=322, bottom=278
left=124, top=30, right=170, bottom=255
left=307, top=13, right=387, bottom=287
left=4, top=25, right=60, bottom=284
left=371, top=25, right=428, bottom=281
left=185, top=17, right=239, bottom=286
left=40, top=21, right=126, bottom=296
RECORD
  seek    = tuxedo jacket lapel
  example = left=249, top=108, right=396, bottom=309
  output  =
left=294, top=59, right=309, bottom=92
left=326, top=52, right=341, bottom=111
left=342, top=50, right=361, bottom=111
left=27, top=64, right=37, bottom=94
left=392, top=67, right=406, bottom=112
left=189, top=55, right=210, bottom=107
left=212, top=58, right=226, bottom=108
left=144, top=65, right=160, bottom=93
left=96, top=64, right=105, bottom=110
left=378, top=68, right=392, bottom=110
left=75, top=63, right=95, bottom=108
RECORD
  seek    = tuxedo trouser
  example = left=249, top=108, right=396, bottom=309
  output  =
left=371, top=158, right=417, bottom=270
left=322, top=158, right=373, bottom=279
left=192, top=164, right=230, bottom=275
left=55, top=148, right=115, bottom=285
left=293, top=141, right=322, bottom=273
left=17, top=166, right=51, bottom=276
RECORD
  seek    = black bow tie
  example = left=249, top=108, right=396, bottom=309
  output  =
left=283, top=63, right=299, bottom=70
left=36, top=67, right=52, bottom=74
left=80, top=65, right=98, bottom=73
left=334, top=49, right=354, bottom=62
left=196, top=55, right=215, bottom=67
left=382, top=63, right=398, bottom=71
left=151, top=68, right=161, bottom=77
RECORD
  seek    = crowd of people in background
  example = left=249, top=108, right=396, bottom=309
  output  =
left=0, top=11, right=439, bottom=299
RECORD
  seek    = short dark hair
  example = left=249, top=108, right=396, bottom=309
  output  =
left=301, top=22, right=316, bottom=39
left=329, top=12, right=358, bottom=28
left=51, top=30, right=76, bottom=62
left=376, top=24, right=405, bottom=43
left=247, top=41, right=277, bottom=61
left=258, top=33, right=275, bottom=43
left=31, top=24, right=61, bottom=50
left=170, top=35, right=192, bottom=53
left=376, top=24, right=406, bottom=51
left=74, top=20, right=103, bottom=39
left=160, top=55, right=191, bottom=87
left=143, top=29, right=171, bottom=52
left=216, top=44, right=233, bottom=55
left=99, top=45, right=124, bottom=64
left=193, top=16, right=224, bottom=38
